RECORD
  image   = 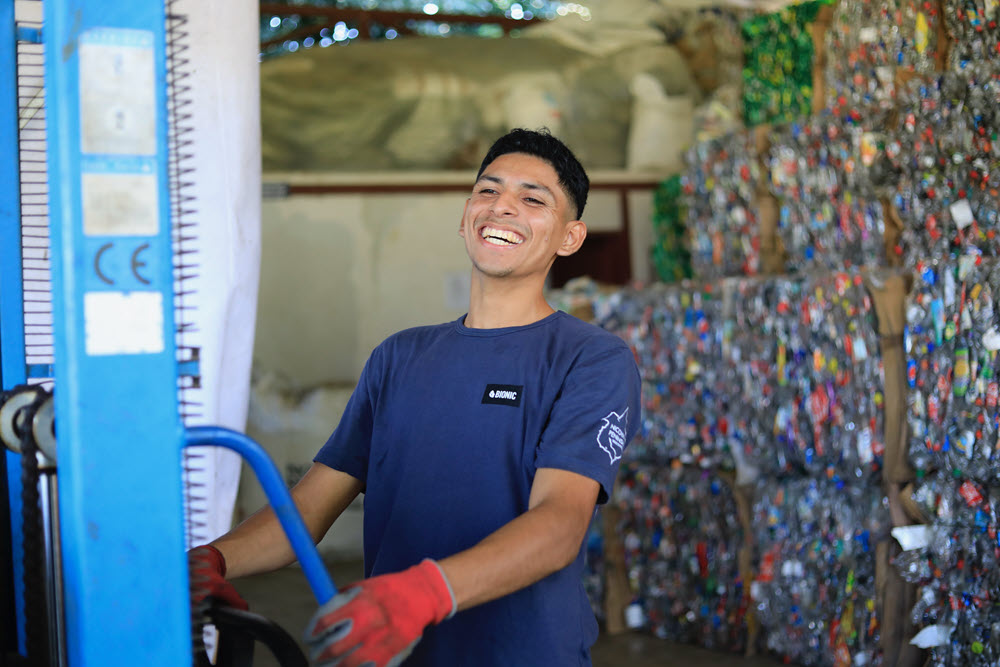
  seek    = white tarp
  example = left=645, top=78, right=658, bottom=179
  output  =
left=260, top=17, right=703, bottom=172
left=179, top=0, right=261, bottom=547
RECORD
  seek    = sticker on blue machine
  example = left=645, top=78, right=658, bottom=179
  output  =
left=81, top=155, right=159, bottom=237
left=84, top=291, right=164, bottom=356
left=79, top=28, right=156, bottom=156
left=79, top=27, right=160, bottom=238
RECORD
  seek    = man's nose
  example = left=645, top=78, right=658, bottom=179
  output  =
left=490, top=190, right=519, bottom=216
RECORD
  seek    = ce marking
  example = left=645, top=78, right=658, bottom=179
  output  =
left=94, top=242, right=152, bottom=286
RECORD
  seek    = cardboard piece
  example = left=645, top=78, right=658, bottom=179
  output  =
left=601, top=501, right=632, bottom=634
left=882, top=198, right=906, bottom=268
left=809, top=4, right=834, bottom=114
left=898, top=482, right=932, bottom=525
left=865, top=271, right=915, bottom=484
left=726, top=474, right=759, bottom=656
left=753, top=125, right=786, bottom=276
left=879, top=539, right=928, bottom=667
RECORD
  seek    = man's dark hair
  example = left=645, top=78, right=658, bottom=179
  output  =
left=476, top=128, right=589, bottom=219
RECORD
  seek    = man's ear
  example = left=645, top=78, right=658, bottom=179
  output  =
left=458, top=199, right=469, bottom=237
left=556, top=220, right=587, bottom=257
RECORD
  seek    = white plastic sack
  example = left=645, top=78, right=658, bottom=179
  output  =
left=499, top=73, right=567, bottom=137
left=178, top=0, right=262, bottom=547
left=242, top=372, right=362, bottom=557
left=626, top=72, right=694, bottom=172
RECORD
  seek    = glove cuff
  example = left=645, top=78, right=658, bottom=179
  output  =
left=419, top=559, right=457, bottom=622
left=196, top=544, right=228, bottom=577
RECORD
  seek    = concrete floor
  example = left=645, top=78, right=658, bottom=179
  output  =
left=228, top=558, right=787, bottom=667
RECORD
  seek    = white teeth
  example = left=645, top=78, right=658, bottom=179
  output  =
left=481, top=227, right=522, bottom=246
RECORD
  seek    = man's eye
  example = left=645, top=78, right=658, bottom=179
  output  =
left=478, top=188, right=498, bottom=195
left=525, top=197, right=544, bottom=205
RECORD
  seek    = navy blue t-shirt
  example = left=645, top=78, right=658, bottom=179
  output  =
left=314, top=311, right=641, bottom=666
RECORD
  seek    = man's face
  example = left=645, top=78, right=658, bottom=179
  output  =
left=458, top=152, right=582, bottom=282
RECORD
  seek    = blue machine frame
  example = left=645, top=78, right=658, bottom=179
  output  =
left=2, top=3, right=338, bottom=663
left=42, top=0, right=191, bottom=662
left=2, top=0, right=33, bottom=657
left=185, top=427, right=337, bottom=607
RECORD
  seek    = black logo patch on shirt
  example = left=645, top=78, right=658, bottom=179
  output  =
left=481, top=384, right=523, bottom=407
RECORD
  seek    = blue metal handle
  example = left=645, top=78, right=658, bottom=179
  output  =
left=183, top=426, right=337, bottom=605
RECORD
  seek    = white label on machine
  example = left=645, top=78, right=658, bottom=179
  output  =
left=82, top=166, right=159, bottom=236
left=79, top=28, right=156, bottom=156
left=84, top=291, right=164, bottom=355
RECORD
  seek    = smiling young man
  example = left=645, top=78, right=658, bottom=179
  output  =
left=190, top=129, right=641, bottom=666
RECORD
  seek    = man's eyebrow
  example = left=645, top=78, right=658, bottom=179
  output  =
left=476, top=175, right=503, bottom=187
left=476, top=174, right=555, bottom=199
left=520, top=182, right=555, bottom=199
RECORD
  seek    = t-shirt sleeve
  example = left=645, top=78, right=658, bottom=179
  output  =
left=313, top=348, right=382, bottom=487
left=534, top=337, right=641, bottom=504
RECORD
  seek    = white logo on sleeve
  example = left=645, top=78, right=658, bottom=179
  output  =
left=597, top=407, right=628, bottom=464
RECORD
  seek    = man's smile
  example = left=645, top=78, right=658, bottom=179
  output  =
left=480, top=226, right=525, bottom=247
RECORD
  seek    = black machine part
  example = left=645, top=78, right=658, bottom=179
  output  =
left=195, top=604, right=308, bottom=667
left=0, top=385, right=58, bottom=666
left=0, top=386, right=45, bottom=455
left=1, top=431, right=19, bottom=665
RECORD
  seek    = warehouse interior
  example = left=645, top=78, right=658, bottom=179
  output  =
left=2, top=0, right=996, bottom=665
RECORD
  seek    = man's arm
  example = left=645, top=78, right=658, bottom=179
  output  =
left=211, top=462, right=363, bottom=579
left=303, top=467, right=601, bottom=666
left=439, top=466, right=599, bottom=610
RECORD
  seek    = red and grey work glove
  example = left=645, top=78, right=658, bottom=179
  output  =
left=304, top=559, right=456, bottom=667
left=187, top=544, right=249, bottom=611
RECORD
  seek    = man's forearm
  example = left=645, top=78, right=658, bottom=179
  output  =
left=211, top=506, right=300, bottom=579
left=438, top=505, right=579, bottom=611
left=438, top=479, right=596, bottom=611
left=208, top=462, right=363, bottom=580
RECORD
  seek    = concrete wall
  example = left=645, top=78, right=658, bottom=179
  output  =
left=255, top=187, right=472, bottom=385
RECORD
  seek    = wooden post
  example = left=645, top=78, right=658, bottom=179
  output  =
left=809, top=3, right=836, bottom=114
left=753, top=124, right=784, bottom=276
left=601, top=502, right=632, bottom=635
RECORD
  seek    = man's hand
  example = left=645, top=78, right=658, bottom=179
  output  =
left=187, top=544, right=249, bottom=611
left=304, top=559, right=455, bottom=667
